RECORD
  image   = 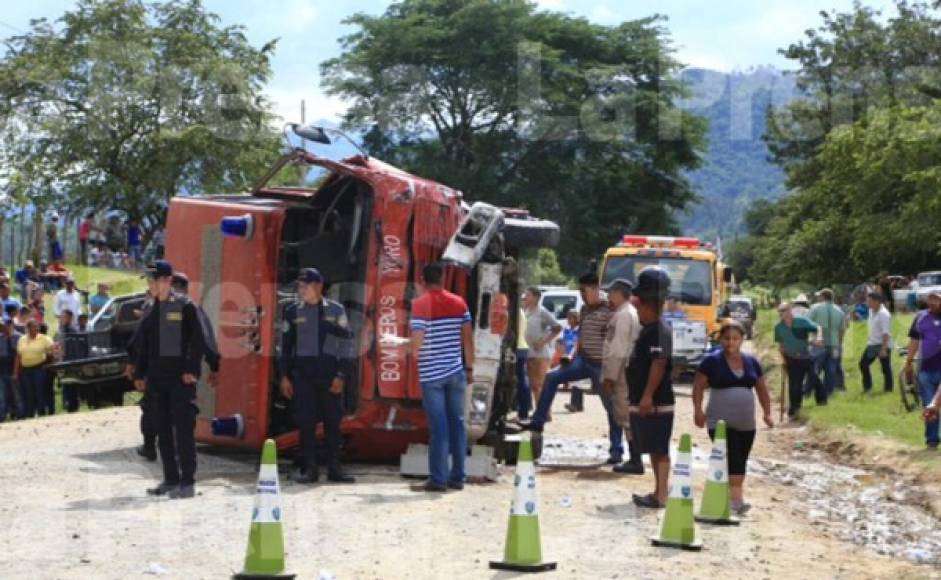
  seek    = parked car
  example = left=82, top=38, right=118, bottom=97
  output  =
left=720, top=295, right=756, bottom=339
left=47, top=292, right=148, bottom=408
left=916, top=271, right=941, bottom=308
left=538, top=287, right=582, bottom=329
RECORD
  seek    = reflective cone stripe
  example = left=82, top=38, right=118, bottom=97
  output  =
left=490, top=434, right=557, bottom=573
left=651, top=434, right=702, bottom=551
left=696, top=420, right=739, bottom=525
left=233, top=439, right=296, bottom=580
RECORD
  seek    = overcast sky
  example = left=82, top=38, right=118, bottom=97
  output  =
left=0, top=0, right=900, bottom=124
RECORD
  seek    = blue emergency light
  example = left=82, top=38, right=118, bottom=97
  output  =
left=220, top=214, right=254, bottom=239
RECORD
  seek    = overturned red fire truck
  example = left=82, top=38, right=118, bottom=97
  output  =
left=163, top=124, right=558, bottom=463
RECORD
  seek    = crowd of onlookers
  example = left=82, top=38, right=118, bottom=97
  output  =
left=45, top=211, right=165, bottom=271
left=0, top=261, right=114, bottom=423
left=773, top=278, right=941, bottom=450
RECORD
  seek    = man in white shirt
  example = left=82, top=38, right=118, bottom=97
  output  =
left=859, top=291, right=893, bottom=393
left=602, top=278, right=643, bottom=474
left=53, top=277, right=82, bottom=331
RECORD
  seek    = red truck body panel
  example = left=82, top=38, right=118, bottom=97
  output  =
left=165, top=153, right=468, bottom=460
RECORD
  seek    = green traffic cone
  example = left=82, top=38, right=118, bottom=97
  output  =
left=233, top=439, right=296, bottom=580
left=651, top=433, right=703, bottom=551
left=696, top=420, right=739, bottom=526
left=490, top=434, right=557, bottom=573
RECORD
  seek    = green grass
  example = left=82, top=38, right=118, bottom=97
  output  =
left=755, top=308, right=929, bottom=448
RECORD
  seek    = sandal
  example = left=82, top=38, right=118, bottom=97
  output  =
left=632, top=493, right=664, bottom=509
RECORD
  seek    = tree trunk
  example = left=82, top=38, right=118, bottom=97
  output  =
left=32, top=209, right=44, bottom=264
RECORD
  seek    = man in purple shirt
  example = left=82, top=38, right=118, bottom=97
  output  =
left=905, top=289, right=941, bottom=449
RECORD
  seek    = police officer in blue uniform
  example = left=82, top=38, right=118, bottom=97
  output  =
left=172, top=272, right=220, bottom=379
left=280, top=268, right=355, bottom=484
left=133, top=260, right=210, bottom=499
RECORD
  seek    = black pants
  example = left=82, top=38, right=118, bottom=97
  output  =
left=709, top=427, right=756, bottom=475
left=293, top=375, right=343, bottom=472
left=140, top=386, right=158, bottom=452
left=785, top=356, right=812, bottom=417
left=859, top=345, right=893, bottom=392
left=151, top=378, right=197, bottom=485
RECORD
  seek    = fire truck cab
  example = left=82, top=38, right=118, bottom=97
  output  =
left=163, top=127, right=558, bottom=465
left=600, top=235, right=733, bottom=372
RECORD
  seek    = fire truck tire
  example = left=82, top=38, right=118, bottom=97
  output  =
left=502, top=218, right=560, bottom=249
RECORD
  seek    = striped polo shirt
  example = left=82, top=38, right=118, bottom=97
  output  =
left=410, top=289, right=472, bottom=383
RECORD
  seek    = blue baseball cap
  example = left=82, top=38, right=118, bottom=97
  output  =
left=144, top=260, right=174, bottom=280
left=297, top=268, right=324, bottom=284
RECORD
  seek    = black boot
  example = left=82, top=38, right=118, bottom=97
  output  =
left=327, top=464, right=355, bottom=483
left=614, top=441, right=644, bottom=474
left=295, top=467, right=320, bottom=484
left=137, top=445, right=157, bottom=462
left=565, top=387, right=584, bottom=413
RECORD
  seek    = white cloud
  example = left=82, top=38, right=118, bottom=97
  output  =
left=281, top=0, right=319, bottom=32
left=265, top=85, right=349, bottom=128
left=590, top=4, right=619, bottom=24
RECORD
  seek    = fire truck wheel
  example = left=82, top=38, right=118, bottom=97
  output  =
left=502, top=218, right=560, bottom=249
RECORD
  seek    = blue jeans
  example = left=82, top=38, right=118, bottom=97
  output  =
left=20, top=366, right=47, bottom=418
left=812, top=346, right=839, bottom=395
left=516, top=349, right=531, bottom=419
left=532, top=356, right=624, bottom=457
left=918, top=370, right=941, bottom=446
left=421, top=370, right=467, bottom=486
left=0, top=375, right=9, bottom=421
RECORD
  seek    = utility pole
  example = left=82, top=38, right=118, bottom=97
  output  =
left=300, top=99, right=306, bottom=149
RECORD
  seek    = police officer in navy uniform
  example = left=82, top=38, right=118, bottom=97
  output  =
left=172, top=272, right=220, bottom=381
left=133, top=260, right=210, bottom=499
left=280, top=268, right=355, bottom=484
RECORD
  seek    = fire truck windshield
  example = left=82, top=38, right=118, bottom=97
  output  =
left=603, top=256, right=713, bottom=305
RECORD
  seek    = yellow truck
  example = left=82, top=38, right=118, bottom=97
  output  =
left=600, top=235, right=734, bottom=371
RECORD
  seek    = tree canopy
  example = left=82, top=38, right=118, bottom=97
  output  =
left=0, top=0, right=281, bottom=229
left=738, top=1, right=941, bottom=288
left=322, top=0, right=706, bottom=272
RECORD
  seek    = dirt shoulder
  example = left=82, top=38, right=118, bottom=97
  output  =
left=0, top=390, right=935, bottom=579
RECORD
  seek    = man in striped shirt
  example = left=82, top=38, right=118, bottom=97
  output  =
left=522, top=274, right=627, bottom=464
left=410, top=263, right=475, bottom=492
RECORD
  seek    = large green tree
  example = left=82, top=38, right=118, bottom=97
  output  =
left=765, top=1, right=941, bottom=190
left=0, top=0, right=281, bottom=238
left=321, top=0, right=706, bottom=272
left=752, top=104, right=941, bottom=286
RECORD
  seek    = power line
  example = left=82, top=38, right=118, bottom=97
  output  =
left=0, top=19, right=26, bottom=35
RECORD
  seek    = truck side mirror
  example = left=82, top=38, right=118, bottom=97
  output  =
left=723, top=268, right=734, bottom=283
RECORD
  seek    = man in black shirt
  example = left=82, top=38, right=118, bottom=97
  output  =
left=627, top=267, right=675, bottom=509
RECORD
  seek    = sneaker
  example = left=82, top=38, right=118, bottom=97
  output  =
left=168, top=485, right=195, bottom=500
left=612, top=461, right=644, bottom=475
left=136, top=446, right=157, bottom=462
left=605, top=455, right=624, bottom=465
left=927, top=442, right=939, bottom=450
left=518, top=421, right=544, bottom=433
left=146, top=481, right=178, bottom=496
left=447, top=480, right=465, bottom=491
left=412, top=481, right=447, bottom=493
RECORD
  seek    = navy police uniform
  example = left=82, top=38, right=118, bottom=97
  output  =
left=134, top=261, right=210, bottom=498
left=280, top=268, right=354, bottom=483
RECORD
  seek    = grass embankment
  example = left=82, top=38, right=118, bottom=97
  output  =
left=755, top=308, right=930, bottom=448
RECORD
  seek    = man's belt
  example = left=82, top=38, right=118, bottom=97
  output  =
left=628, top=405, right=675, bottom=414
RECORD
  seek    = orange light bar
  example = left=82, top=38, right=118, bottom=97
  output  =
left=620, top=235, right=701, bottom=249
